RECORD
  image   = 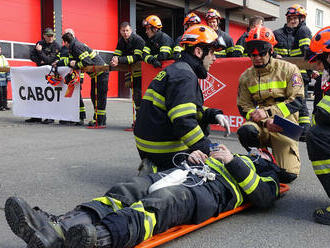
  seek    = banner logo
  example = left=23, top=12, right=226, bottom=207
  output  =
left=199, top=73, right=226, bottom=101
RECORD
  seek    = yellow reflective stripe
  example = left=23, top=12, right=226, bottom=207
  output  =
left=144, top=55, right=152, bottom=63
left=173, top=45, right=183, bottom=52
left=299, top=38, right=311, bottom=47
left=90, top=50, right=97, bottom=59
left=248, top=81, right=287, bottom=94
left=300, top=69, right=307, bottom=74
left=79, top=51, right=89, bottom=60
left=238, top=169, right=260, bottom=195
left=96, top=110, right=106, bottom=116
left=206, top=157, right=243, bottom=208
left=276, top=102, right=290, bottom=117
left=226, top=46, right=235, bottom=53
left=246, top=109, right=255, bottom=120
left=289, top=48, right=302, bottom=56
left=312, top=159, right=330, bottom=175
left=181, top=125, right=204, bottom=147
left=234, top=45, right=244, bottom=53
left=274, top=48, right=289, bottom=56
left=134, top=49, right=143, bottom=56
left=80, top=107, right=86, bottom=112
left=196, top=111, right=203, bottom=121
left=317, top=95, right=330, bottom=114
left=216, top=50, right=226, bottom=56
left=135, top=136, right=188, bottom=153
left=168, top=103, right=196, bottom=122
left=143, top=89, right=166, bottom=110
left=133, top=71, right=142, bottom=77
left=143, top=46, right=151, bottom=54
left=312, top=114, right=316, bottom=126
left=298, top=116, right=310, bottom=124
left=159, top=46, right=172, bottom=54
left=127, top=55, right=134, bottom=64
left=77, top=61, right=84, bottom=68
left=238, top=155, right=256, bottom=171
left=130, top=201, right=156, bottom=240
left=114, top=49, right=122, bottom=56
left=93, top=196, right=123, bottom=211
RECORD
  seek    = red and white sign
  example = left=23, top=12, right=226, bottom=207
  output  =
left=200, top=73, right=226, bottom=101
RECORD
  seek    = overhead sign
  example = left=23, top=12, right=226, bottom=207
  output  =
left=11, top=66, right=80, bottom=121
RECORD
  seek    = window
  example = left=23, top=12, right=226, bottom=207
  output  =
left=315, top=9, right=323, bottom=28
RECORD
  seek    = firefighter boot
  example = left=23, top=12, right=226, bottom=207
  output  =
left=65, top=223, right=112, bottom=248
left=313, top=206, right=330, bottom=225
left=5, top=196, right=65, bottom=248
left=138, top=158, right=157, bottom=176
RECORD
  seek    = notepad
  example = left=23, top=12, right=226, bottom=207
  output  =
left=273, top=115, right=304, bottom=141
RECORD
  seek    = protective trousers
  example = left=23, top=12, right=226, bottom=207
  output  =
left=81, top=171, right=226, bottom=248
left=124, top=71, right=142, bottom=119
left=90, top=72, right=109, bottom=125
left=307, top=125, right=330, bottom=198
left=0, top=86, right=8, bottom=108
left=237, top=121, right=300, bottom=175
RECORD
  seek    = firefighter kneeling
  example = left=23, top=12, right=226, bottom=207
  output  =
left=237, top=26, right=305, bottom=183
left=5, top=145, right=281, bottom=248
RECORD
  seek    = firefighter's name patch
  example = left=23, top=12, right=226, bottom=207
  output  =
left=291, top=73, right=303, bottom=87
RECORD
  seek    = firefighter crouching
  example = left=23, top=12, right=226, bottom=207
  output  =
left=134, top=24, right=230, bottom=175
left=305, top=27, right=330, bottom=224
left=237, top=26, right=304, bottom=183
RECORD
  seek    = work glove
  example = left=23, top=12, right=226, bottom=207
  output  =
left=215, top=114, right=231, bottom=137
left=151, top=58, right=162, bottom=68
left=125, top=79, right=132, bottom=88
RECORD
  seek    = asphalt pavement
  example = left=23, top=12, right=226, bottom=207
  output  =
left=1, top=99, right=329, bottom=248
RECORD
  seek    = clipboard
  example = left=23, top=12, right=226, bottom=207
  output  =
left=273, top=115, right=304, bottom=141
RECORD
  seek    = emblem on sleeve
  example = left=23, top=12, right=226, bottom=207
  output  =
left=291, top=73, right=303, bottom=87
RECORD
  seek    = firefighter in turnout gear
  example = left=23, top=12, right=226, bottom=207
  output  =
left=304, top=27, right=330, bottom=225
left=134, top=24, right=230, bottom=175
left=173, top=12, right=201, bottom=60
left=237, top=26, right=304, bottom=183
left=273, top=4, right=312, bottom=141
left=205, top=8, right=234, bottom=58
left=142, top=15, right=174, bottom=68
left=5, top=145, right=281, bottom=248
left=232, top=16, right=264, bottom=57
left=111, top=22, right=145, bottom=118
left=62, top=32, right=109, bottom=127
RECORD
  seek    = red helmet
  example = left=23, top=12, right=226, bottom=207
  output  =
left=180, top=24, right=226, bottom=51
left=45, top=66, right=62, bottom=86
left=205, top=9, right=221, bottom=21
left=246, top=26, right=277, bottom=55
left=64, top=69, right=80, bottom=86
left=310, top=26, right=330, bottom=55
left=142, top=15, right=162, bottom=29
left=286, top=4, right=307, bottom=17
left=183, top=13, right=201, bottom=29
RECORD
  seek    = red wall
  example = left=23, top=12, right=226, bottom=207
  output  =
left=62, top=0, right=119, bottom=97
left=229, top=22, right=246, bottom=44
left=0, top=0, right=41, bottom=42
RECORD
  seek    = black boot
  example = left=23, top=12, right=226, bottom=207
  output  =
left=65, top=223, right=112, bottom=248
left=5, top=197, right=65, bottom=248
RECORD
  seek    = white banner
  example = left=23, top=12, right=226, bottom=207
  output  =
left=11, top=66, right=80, bottom=121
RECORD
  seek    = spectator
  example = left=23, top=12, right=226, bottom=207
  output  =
left=0, top=46, right=10, bottom=111
left=27, top=27, right=60, bottom=124
left=111, top=22, right=145, bottom=119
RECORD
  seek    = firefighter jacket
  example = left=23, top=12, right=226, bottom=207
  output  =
left=57, top=46, right=84, bottom=79
left=232, top=32, right=248, bottom=57
left=113, top=33, right=145, bottom=65
left=0, top=55, right=10, bottom=87
left=314, top=73, right=330, bottom=127
left=273, top=21, right=312, bottom=58
left=68, top=38, right=106, bottom=77
left=173, top=35, right=184, bottom=60
left=237, top=58, right=304, bottom=124
left=30, top=40, right=60, bottom=66
left=214, top=29, right=234, bottom=58
left=134, top=51, right=222, bottom=164
left=142, top=31, right=174, bottom=64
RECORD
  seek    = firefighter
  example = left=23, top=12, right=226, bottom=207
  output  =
left=134, top=24, right=230, bottom=175
left=173, top=12, right=201, bottom=60
left=28, top=27, right=60, bottom=124
left=237, top=26, right=304, bottom=183
left=54, top=28, right=86, bottom=125
left=304, top=27, right=330, bottom=225
left=205, top=8, right=234, bottom=58
left=110, top=22, right=145, bottom=119
left=0, top=46, right=10, bottom=111
left=232, top=16, right=264, bottom=57
left=5, top=144, right=281, bottom=248
left=273, top=4, right=312, bottom=141
left=61, top=32, right=109, bottom=127
left=141, top=15, right=174, bottom=68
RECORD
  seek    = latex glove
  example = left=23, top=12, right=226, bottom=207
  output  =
left=215, top=114, right=230, bottom=136
left=152, top=58, right=162, bottom=68
left=188, top=150, right=208, bottom=164
left=210, top=144, right=234, bottom=164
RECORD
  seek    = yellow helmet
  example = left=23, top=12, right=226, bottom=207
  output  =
left=142, top=15, right=162, bottom=29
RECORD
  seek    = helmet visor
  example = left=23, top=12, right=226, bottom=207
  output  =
left=246, top=40, right=272, bottom=56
